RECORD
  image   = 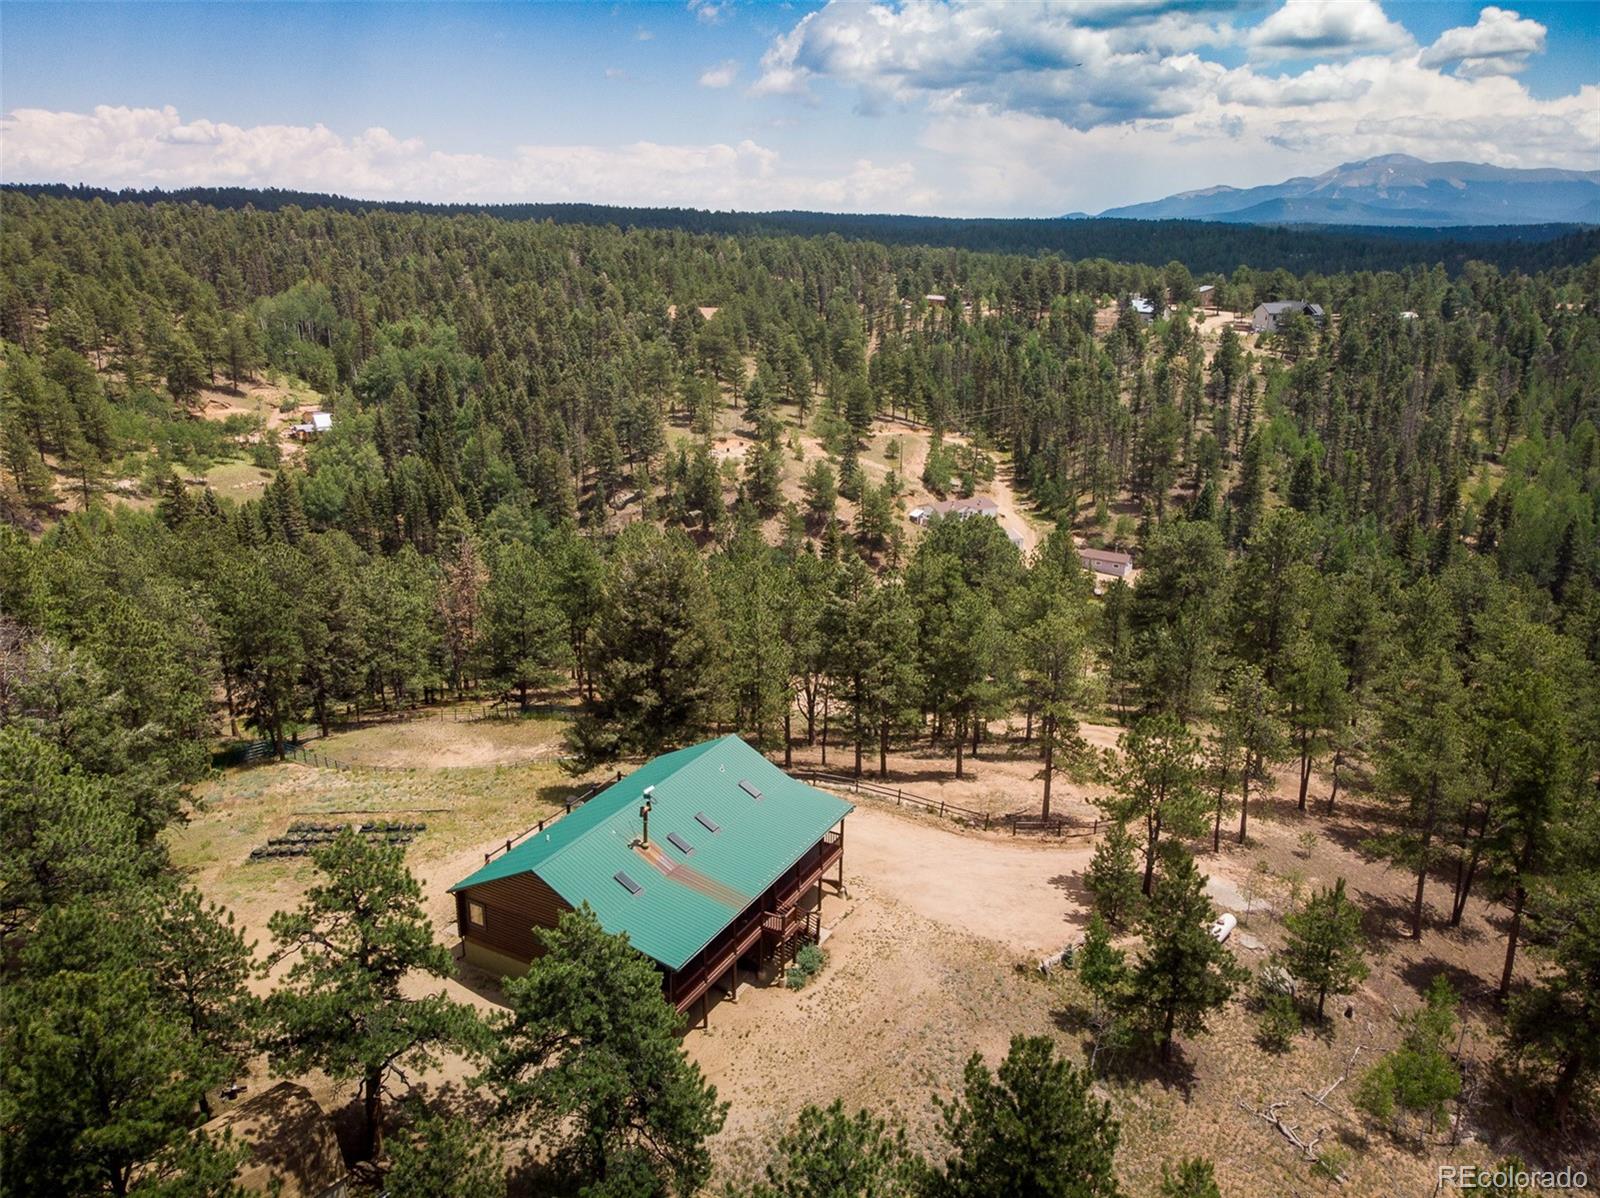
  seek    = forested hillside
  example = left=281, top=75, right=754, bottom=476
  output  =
left=3, top=191, right=1599, bottom=1195
left=9, top=181, right=1600, bottom=275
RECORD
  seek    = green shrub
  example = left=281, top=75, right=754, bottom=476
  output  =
left=1257, top=991, right=1301, bottom=1052
left=786, top=942, right=827, bottom=991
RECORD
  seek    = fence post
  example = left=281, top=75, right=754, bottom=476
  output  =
left=983, top=813, right=990, bottom=831
left=939, top=800, right=946, bottom=817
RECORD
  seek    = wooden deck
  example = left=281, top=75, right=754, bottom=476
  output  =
left=666, top=828, right=844, bottom=1017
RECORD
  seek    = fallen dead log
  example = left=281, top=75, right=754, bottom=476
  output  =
left=1237, top=1098, right=1348, bottom=1184
left=1302, top=1043, right=1364, bottom=1111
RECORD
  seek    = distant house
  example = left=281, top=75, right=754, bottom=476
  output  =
left=909, top=496, right=1000, bottom=526
left=1195, top=284, right=1219, bottom=311
left=1079, top=547, right=1134, bottom=580
left=196, top=1083, right=348, bottom=1198
left=1128, top=294, right=1156, bottom=323
left=289, top=411, right=332, bottom=440
left=449, top=735, right=851, bottom=1022
left=1399, top=310, right=1420, bottom=321
left=1251, top=301, right=1325, bottom=334
left=924, top=293, right=947, bottom=307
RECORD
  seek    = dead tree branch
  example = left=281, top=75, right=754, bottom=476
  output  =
left=1238, top=1098, right=1348, bottom=1184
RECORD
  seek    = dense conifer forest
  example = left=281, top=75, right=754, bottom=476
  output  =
left=2, top=189, right=1598, bottom=1195
left=9, top=181, right=1600, bottom=275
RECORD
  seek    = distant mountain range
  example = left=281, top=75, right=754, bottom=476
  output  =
left=1092, top=155, right=1600, bottom=227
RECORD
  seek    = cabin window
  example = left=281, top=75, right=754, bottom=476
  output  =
left=667, top=831, right=693, bottom=855
left=695, top=811, right=721, bottom=833
left=614, top=870, right=642, bottom=895
left=467, top=901, right=485, bottom=927
left=738, top=779, right=763, bottom=801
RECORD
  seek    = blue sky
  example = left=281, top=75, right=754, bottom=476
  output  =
left=2, top=1, right=1595, bottom=216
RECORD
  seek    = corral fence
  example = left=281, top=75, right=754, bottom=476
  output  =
left=478, top=771, right=625, bottom=866
left=793, top=768, right=1097, bottom=841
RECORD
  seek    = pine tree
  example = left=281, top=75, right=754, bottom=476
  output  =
left=1100, top=713, right=1207, bottom=896
left=384, top=1107, right=505, bottom=1198
left=263, top=830, right=485, bottom=1159
left=2, top=898, right=229, bottom=1198
left=1373, top=649, right=1473, bottom=939
left=144, top=885, right=260, bottom=1115
left=748, top=1100, right=928, bottom=1198
left=1017, top=552, right=1095, bottom=818
left=483, top=540, right=565, bottom=709
left=1077, top=913, right=1127, bottom=1020
left=1160, top=1158, right=1222, bottom=1198
left=485, top=906, right=726, bottom=1194
left=435, top=507, right=487, bottom=694
left=935, top=1035, right=1122, bottom=1198
left=1084, top=821, right=1141, bottom=929
left=801, top=458, right=838, bottom=532
left=1124, top=847, right=1246, bottom=1062
left=1280, top=877, right=1368, bottom=1019
left=573, top=525, right=718, bottom=759
left=1507, top=865, right=1600, bottom=1125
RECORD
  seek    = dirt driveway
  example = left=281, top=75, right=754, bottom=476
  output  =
left=843, top=805, right=1094, bottom=957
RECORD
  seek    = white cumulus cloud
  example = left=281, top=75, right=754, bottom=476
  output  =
left=749, top=1, right=1241, bottom=128
left=1246, top=0, right=1412, bottom=58
left=699, top=60, right=739, bottom=89
left=1420, top=6, right=1546, bottom=77
left=0, top=104, right=937, bottom=212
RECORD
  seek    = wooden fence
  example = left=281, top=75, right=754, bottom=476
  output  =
left=794, top=769, right=1097, bottom=840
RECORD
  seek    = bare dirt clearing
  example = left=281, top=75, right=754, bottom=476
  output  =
left=842, top=805, right=1095, bottom=955
left=174, top=713, right=1584, bottom=1197
left=316, top=714, right=570, bottom=769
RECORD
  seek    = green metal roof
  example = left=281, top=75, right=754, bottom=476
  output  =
left=450, top=735, right=853, bottom=971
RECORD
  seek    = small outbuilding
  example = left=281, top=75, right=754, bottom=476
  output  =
left=1195, top=284, right=1219, bottom=311
left=196, top=1082, right=348, bottom=1198
left=289, top=411, right=333, bottom=440
left=1079, top=546, right=1134, bottom=580
left=450, top=735, right=852, bottom=1020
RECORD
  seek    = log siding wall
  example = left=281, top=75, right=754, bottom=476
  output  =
left=456, top=872, right=572, bottom=964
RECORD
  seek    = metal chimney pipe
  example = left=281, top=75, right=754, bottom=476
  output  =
left=639, top=798, right=652, bottom=846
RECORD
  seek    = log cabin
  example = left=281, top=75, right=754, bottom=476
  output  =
left=449, top=734, right=851, bottom=1020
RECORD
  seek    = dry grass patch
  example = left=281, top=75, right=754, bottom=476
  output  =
left=316, top=713, right=570, bottom=769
